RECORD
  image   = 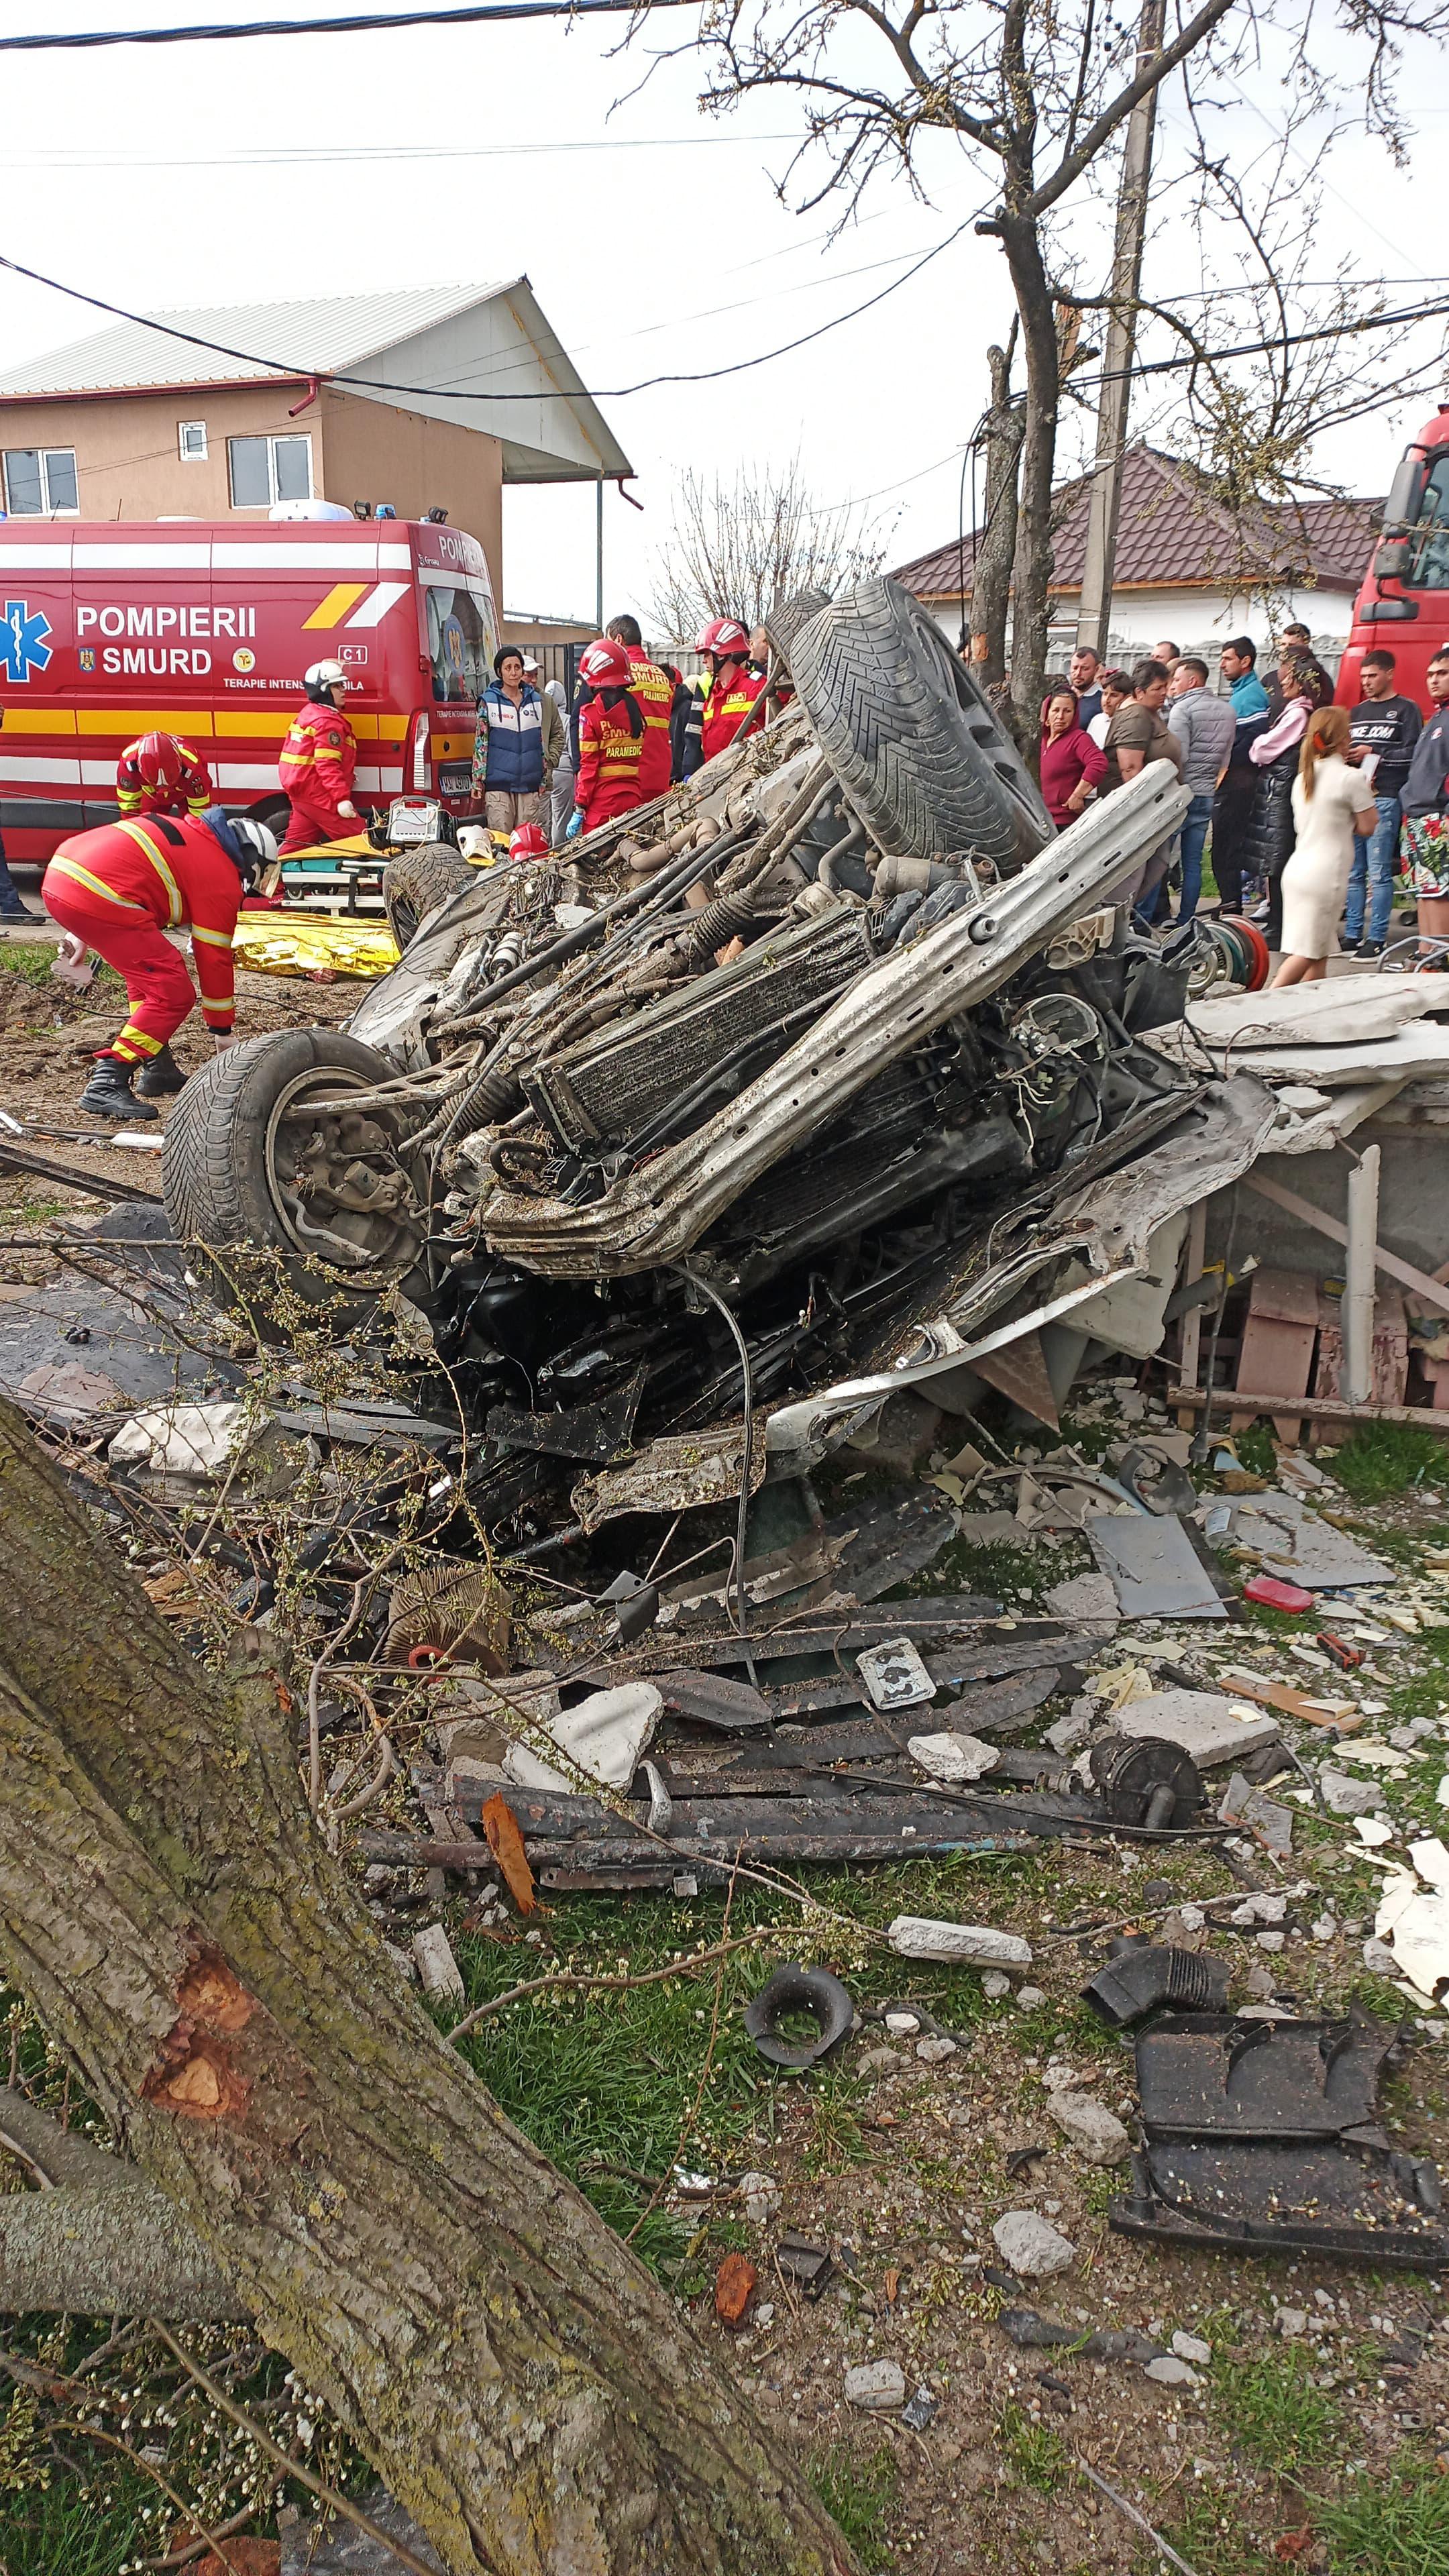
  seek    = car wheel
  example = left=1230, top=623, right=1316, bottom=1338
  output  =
left=384, top=841, right=474, bottom=952
left=790, top=576, right=1054, bottom=874
left=162, top=1028, right=428, bottom=1324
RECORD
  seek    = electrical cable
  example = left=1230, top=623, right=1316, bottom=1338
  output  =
left=0, top=224, right=978, bottom=402
left=0, top=0, right=690, bottom=48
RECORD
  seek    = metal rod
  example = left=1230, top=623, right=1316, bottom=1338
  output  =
left=1343, top=1140, right=1381, bottom=1407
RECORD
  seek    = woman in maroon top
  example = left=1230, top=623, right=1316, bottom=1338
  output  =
left=1038, top=684, right=1108, bottom=832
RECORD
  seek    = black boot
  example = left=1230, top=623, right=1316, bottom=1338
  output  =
left=133, top=1044, right=187, bottom=1099
left=79, top=1057, right=158, bottom=1123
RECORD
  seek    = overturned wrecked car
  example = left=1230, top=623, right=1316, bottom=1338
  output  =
left=162, top=580, right=1271, bottom=1544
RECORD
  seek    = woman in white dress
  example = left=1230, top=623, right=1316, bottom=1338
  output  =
left=1272, top=706, right=1379, bottom=987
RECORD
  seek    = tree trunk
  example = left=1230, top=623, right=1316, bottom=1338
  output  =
left=969, top=338, right=1023, bottom=694
left=998, top=206, right=1061, bottom=767
left=0, top=1401, right=854, bottom=2576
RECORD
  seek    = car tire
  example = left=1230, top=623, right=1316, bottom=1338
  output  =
left=790, top=576, right=1054, bottom=873
left=384, top=841, right=474, bottom=952
left=163, top=1028, right=421, bottom=1321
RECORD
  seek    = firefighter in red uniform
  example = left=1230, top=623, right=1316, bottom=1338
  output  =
left=678, top=618, right=767, bottom=777
left=43, top=807, right=276, bottom=1122
left=278, top=657, right=361, bottom=855
left=115, top=730, right=213, bottom=821
left=605, top=614, right=682, bottom=801
left=567, top=639, right=649, bottom=838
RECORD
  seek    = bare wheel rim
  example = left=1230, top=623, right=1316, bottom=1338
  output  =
left=264, top=1066, right=425, bottom=1277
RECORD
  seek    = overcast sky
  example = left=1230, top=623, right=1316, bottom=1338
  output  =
left=1, top=0, right=1446, bottom=626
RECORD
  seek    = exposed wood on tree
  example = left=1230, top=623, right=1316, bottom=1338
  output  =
left=0, top=1399, right=855, bottom=2576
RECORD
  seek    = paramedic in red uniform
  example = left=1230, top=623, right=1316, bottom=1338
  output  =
left=605, top=614, right=683, bottom=799
left=278, top=657, right=361, bottom=855
left=567, top=639, right=649, bottom=838
left=115, top=730, right=213, bottom=821
left=43, top=807, right=276, bottom=1122
left=677, top=618, right=767, bottom=778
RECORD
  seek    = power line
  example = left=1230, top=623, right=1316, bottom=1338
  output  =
left=3, top=131, right=798, bottom=167
left=0, top=229, right=976, bottom=402
left=0, top=0, right=689, bottom=50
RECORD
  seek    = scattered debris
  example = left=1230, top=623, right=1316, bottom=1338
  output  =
left=844, top=2359, right=908, bottom=2412
left=743, top=1965, right=855, bottom=2070
left=991, top=2210, right=1076, bottom=2277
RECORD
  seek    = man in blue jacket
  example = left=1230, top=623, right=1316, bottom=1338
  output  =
left=471, top=647, right=545, bottom=835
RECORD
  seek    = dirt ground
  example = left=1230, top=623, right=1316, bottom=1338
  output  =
left=0, top=933, right=364, bottom=1265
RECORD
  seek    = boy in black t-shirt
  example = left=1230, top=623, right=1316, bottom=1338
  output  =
left=1344, top=648, right=1422, bottom=953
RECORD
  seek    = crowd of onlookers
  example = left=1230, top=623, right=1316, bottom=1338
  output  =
left=1035, top=629, right=1449, bottom=981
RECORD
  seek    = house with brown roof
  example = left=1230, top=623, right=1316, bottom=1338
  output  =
left=892, top=445, right=1381, bottom=663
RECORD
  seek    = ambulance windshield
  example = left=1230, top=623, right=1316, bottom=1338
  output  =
left=427, top=585, right=497, bottom=703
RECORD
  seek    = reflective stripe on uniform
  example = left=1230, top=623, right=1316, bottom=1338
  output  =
left=113, top=1022, right=164, bottom=1061
left=115, top=820, right=184, bottom=926
left=191, top=924, right=233, bottom=949
left=47, top=857, right=148, bottom=910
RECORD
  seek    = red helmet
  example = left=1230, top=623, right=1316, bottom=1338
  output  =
left=509, top=821, right=551, bottom=861
left=696, top=617, right=750, bottom=658
left=578, top=637, right=634, bottom=689
left=131, top=731, right=187, bottom=790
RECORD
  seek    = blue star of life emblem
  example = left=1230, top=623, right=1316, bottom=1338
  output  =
left=0, top=600, right=54, bottom=683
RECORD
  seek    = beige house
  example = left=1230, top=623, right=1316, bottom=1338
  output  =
left=0, top=282, right=631, bottom=610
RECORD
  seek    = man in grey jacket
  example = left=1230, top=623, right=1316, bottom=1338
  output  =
left=1167, top=657, right=1238, bottom=924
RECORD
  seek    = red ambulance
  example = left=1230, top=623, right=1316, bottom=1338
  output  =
left=0, top=515, right=499, bottom=866
left=1338, top=403, right=1449, bottom=712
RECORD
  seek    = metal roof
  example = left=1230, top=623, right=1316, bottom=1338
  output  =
left=0, top=282, right=633, bottom=485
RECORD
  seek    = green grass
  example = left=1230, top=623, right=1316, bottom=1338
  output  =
left=810, top=2443, right=899, bottom=2571
left=998, top=2401, right=1070, bottom=2494
left=1322, top=2456, right=1449, bottom=2574
left=0, top=2473, right=149, bottom=2576
left=1328, top=1422, right=1449, bottom=1501
left=1211, top=2344, right=1340, bottom=2475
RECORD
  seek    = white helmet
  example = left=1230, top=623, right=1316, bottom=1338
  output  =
left=231, top=816, right=278, bottom=875
left=305, top=657, right=349, bottom=702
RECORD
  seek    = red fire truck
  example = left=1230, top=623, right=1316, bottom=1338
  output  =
left=1339, top=403, right=1449, bottom=712
left=0, top=515, right=498, bottom=865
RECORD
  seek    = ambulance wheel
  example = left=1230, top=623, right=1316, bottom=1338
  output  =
left=384, top=842, right=474, bottom=952
left=162, top=1028, right=429, bottom=1332
left=790, top=576, right=1054, bottom=875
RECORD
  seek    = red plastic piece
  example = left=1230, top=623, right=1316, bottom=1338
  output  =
left=1318, top=1630, right=1364, bottom=1670
left=1243, top=1574, right=1314, bottom=1614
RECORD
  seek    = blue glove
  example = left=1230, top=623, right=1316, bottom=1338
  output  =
left=566, top=808, right=586, bottom=841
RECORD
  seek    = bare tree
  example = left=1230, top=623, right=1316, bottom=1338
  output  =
left=652, top=457, right=885, bottom=645
left=624, top=0, right=1449, bottom=739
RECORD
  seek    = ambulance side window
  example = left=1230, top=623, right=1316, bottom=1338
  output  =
left=426, top=587, right=494, bottom=704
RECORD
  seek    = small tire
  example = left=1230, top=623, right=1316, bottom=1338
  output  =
left=162, top=1028, right=416, bottom=1324
left=384, top=841, right=474, bottom=952
left=790, top=577, right=1053, bottom=873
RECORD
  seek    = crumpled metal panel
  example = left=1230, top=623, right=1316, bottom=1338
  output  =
left=482, top=763, right=1191, bottom=1277
left=763, top=1073, right=1277, bottom=1467
left=571, top=1425, right=767, bottom=1534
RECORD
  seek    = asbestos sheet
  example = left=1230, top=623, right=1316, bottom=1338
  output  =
left=1231, top=1490, right=1395, bottom=1588
left=1150, top=1020, right=1449, bottom=1089
left=1085, top=1511, right=1228, bottom=1621
left=1186, top=977, right=1449, bottom=1047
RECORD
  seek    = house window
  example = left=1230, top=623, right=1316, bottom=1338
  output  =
left=3, top=447, right=78, bottom=515
left=178, top=421, right=208, bottom=462
left=227, top=433, right=312, bottom=509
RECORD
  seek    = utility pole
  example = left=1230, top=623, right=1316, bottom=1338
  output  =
left=1075, top=0, right=1166, bottom=659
